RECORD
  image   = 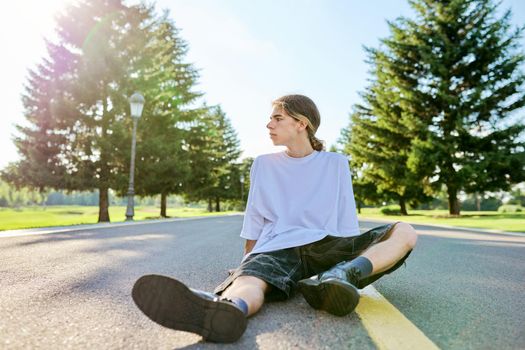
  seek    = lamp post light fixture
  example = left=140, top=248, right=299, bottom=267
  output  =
left=125, top=92, right=145, bottom=221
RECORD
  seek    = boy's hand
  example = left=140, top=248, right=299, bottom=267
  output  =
left=244, top=239, right=257, bottom=256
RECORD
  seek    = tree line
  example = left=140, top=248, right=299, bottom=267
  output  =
left=0, top=179, right=186, bottom=208
left=2, top=176, right=523, bottom=213
left=2, top=0, right=524, bottom=219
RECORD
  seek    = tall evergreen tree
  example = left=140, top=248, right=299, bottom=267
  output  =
left=1, top=42, right=72, bottom=193
left=338, top=125, right=392, bottom=213
left=3, top=1, right=203, bottom=221
left=346, top=0, right=525, bottom=215
left=121, top=12, right=202, bottom=218
left=183, top=106, right=242, bottom=211
left=343, top=55, right=432, bottom=214
left=56, top=0, right=138, bottom=221
left=237, top=157, right=254, bottom=209
left=208, top=107, right=242, bottom=211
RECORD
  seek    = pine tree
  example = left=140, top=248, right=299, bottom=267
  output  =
left=124, top=12, right=202, bottom=218
left=237, top=157, right=254, bottom=210
left=3, top=1, right=203, bottom=222
left=338, top=125, right=389, bottom=213
left=346, top=63, right=429, bottom=215
left=209, top=107, right=242, bottom=211
left=183, top=106, right=242, bottom=211
left=343, top=43, right=432, bottom=215
left=347, top=0, right=525, bottom=215
left=1, top=42, right=72, bottom=193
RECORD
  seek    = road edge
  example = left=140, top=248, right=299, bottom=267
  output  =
left=2, top=213, right=523, bottom=238
left=358, top=216, right=525, bottom=237
left=0, top=213, right=244, bottom=238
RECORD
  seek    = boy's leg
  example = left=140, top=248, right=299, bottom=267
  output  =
left=298, top=222, right=417, bottom=316
left=222, top=275, right=269, bottom=317
left=132, top=274, right=248, bottom=343
left=132, top=249, right=299, bottom=342
left=361, top=222, right=417, bottom=275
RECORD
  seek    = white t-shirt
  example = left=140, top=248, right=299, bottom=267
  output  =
left=240, top=150, right=360, bottom=260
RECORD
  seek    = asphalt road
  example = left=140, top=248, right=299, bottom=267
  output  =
left=0, top=216, right=523, bottom=349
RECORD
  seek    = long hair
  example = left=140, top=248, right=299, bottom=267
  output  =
left=272, top=94, right=325, bottom=151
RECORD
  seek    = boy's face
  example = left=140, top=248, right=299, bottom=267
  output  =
left=267, top=106, right=304, bottom=146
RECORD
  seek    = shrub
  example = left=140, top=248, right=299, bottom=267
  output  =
left=498, top=205, right=523, bottom=213
left=380, top=205, right=402, bottom=215
left=462, top=196, right=503, bottom=211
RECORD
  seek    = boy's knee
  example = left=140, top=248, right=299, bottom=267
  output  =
left=231, top=275, right=268, bottom=293
left=393, top=222, right=418, bottom=249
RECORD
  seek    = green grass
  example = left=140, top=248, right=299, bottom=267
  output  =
left=358, top=208, right=525, bottom=233
left=1, top=206, right=523, bottom=233
left=0, top=205, right=241, bottom=231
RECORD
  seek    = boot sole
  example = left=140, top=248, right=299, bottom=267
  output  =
left=298, top=278, right=360, bottom=317
left=131, top=274, right=247, bottom=343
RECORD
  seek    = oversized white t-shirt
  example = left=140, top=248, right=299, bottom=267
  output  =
left=240, top=150, right=360, bottom=260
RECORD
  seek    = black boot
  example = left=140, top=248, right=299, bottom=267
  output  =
left=298, top=261, right=362, bottom=316
left=132, top=274, right=247, bottom=343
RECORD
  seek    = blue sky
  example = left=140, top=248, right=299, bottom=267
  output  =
left=0, top=0, right=524, bottom=169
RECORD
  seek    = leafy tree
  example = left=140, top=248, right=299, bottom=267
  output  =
left=461, top=193, right=503, bottom=211
left=507, top=185, right=525, bottom=206
left=0, top=180, right=45, bottom=207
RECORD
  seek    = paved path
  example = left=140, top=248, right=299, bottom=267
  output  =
left=0, top=216, right=523, bottom=349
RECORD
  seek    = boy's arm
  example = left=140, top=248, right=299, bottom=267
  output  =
left=244, top=239, right=257, bottom=256
left=228, top=240, right=258, bottom=275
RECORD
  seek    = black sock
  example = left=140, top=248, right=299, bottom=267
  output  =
left=348, top=256, right=373, bottom=278
left=228, top=297, right=249, bottom=316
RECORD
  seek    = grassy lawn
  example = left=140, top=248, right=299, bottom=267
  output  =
left=358, top=208, right=525, bottom=233
left=0, top=206, right=241, bottom=231
left=1, top=206, right=523, bottom=233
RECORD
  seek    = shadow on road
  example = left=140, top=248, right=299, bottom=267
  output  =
left=1, top=216, right=374, bottom=348
left=4, top=217, right=522, bottom=348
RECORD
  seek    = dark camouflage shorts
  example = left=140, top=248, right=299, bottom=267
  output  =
left=214, top=223, right=412, bottom=301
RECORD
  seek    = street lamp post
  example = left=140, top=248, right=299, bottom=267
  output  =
left=240, top=173, right=245, bottom=205
left=125, top=92, right=145, bottom=221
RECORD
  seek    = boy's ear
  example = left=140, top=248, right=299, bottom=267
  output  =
left=300, top=120, right=308, bottom=130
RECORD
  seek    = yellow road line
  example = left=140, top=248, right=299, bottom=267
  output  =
left=356, top=285, right=440, bottom=350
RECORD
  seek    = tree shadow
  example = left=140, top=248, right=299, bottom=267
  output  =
left=2, top=216, right=374, bottom=348
left=4, top=218, right=523, bottom=348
